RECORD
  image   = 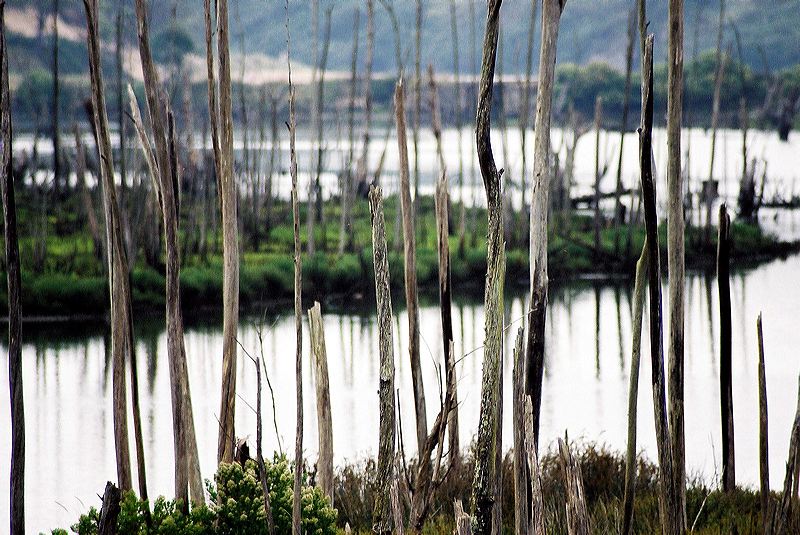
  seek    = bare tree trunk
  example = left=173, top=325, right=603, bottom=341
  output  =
left=287, top=21, right=304, bottom=535
left=640, top=34, right=682, bottom=533
left=413, top=0, right=422, bottom=216
left=395, top=81, right=428, bottom=454
left=519, top=0, right=538, bottom=245
left=98, top=482, right=122, bottom=535
left=622, top=245, right=648, bottom=535
left=1, top=9, right=25, bottom=530
left=369, top=186, right=396, bottom=535
left=306, top=0, right=320, bottom=256
left=524, top=397, right=545, bottom=535
left=614, top=6, right=635, bottom=244
left=707, top=0, right=727, bottom=233
left=74, top=126, right=104, bottom=259
left=558, top=439, right=590, bottom=535
left=593, top=96, right=603, bottom=253
left=133, top=0, right=202, bottom=505
left=455, top=500, right=473, bottom=535
left=115, top=7, right=126, bottom=198
left=666, top=0, right=687, bottom=527
left=339, top=7, right=360, bottom=255
left=435, top=172, right=459, bottom=464
left=360, top=0, right=374, bottom=187
left=512, top=328, right=528, bottom=535
left=471, top=3, right=505, bottom=533
left=718, top=204, right=735, bottom=492
left=204, top=0, right=240, bottom=465
left=757, top=313, right=772, bottom=535
left=308, top=302, right=334, bottom=505
left=51, top=0, right=61, bottom=193
left=774, top=377, right=800, bottom=535
left=83, top=0, right=133, bottom=493
left=526, top=0, right=566, bottom=448
left=265, top=94, right=278, bottom=235
left=449, top=0, right=466, bottom=257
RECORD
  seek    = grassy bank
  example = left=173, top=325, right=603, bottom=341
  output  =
left=4, top=195, right=797, bottom=317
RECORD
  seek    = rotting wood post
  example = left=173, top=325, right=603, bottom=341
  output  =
left=394, top=80, right=427, bottom=454
left=524, top=397, right=545, bottom=535
left=435, top=170, right=459, bottom=464
left=640, top=34, right=680, bottom=532
left=558, top=438, right=590, bottom=535
left=718, top=203, right=735, bottom=492
left=757, top=313, right=771, bottom=535
left=471, top=1, right=505, bottom=533
left=98, top=481, right=122, bottom=535
left=308, top=302, right=334, bottom=505
left=391, top=471, right=405, bottom=535
left=512, top=328, right=528, bottom=535
left=622, top=244, right=649, bottom=535
left=1, top=6, right=25, bottom=530
left=369, top=185, right=396, bottom=535
left=526, top=0, right=567, bottom=449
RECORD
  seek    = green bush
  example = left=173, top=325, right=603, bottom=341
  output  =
left=63, top=455, right=336, bottom=535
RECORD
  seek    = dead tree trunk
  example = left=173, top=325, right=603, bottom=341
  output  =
left=614, top=6, right=635, bottom=243
left=51, top=0, right=61, bottom=193
left=204, top=0, right=240, bottom=465
left=98, top=482, right=122, bottom=535
left=369, top=186, right=396, bottom=535
left=74, top=126, right=103, bottom=259
left=775, top=377, right=800, bottom=535
left=338, top=7, right=359, bottom=255
left=718, top=204, right=735, bottom=492
left=449, top=0, right=466, bottom=257
left=526, top=0, right=567, bottom=448
left=640, top=34, right=681, bottom=533
left=133, top=0, right=202, bottom=505
left=524, top=397, right=545, bottom=535
left=286, top=24, right=304, bottom=535
left=395, top=81, right=428, bottom=454
left=622, top=245, right=648, bottom=535
left=413, top=0, right=422, bottom=216
left=707, top=0, right=726, bottom=210
left=512, top=328, right=528, bottom=535
left=471, top=2, right=505, bottom=533
left=308, top=302, right=334, bottom=505
left=1, top=9, right=25, bottom=530
left=593, top=95, right=603, bottom=253
left=360, top=0, right=374, bottom=188
left=757, top=313, right=771, bottom=535
left=83, top=0, right=133, bottom=493
left=558, top=438, right=590, bottom=535
left=519, top=0, right=538, bottom=244
left=666, top=0, right=687, bottom=526
left=435, top=171, right=459, bottom=463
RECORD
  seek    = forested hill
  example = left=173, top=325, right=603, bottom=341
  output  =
left=13, top=0, right=800, bottom=78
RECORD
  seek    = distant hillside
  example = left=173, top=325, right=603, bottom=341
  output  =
left=11, top=0, right=800, bottom=79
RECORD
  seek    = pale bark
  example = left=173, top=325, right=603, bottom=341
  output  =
left=524, top=397, right=545, bottom=535
left=338, top=7, right=359, bottom=254
left=526, top=0, right=567, bottom=448
left=718, top=204, right=735, bottom=492
left=622, top=245, right=648, bottom=535
left=614, top=6, right=635, bottom=240
left=666, top=0, right=687, bottom=527
left=512, top=328, right=528, bottom=535
left=308, top=302, right=334, bottom=505
left=369, top=186, right=396, bottom=535
left=413, top=0, right=422, bottom=214
left=395, top=81, right=427, bottom=454
left=471, top=2, right=505, bottom=533
left=449, top=0, right=466, bottom=256
left=519, top=0, right=538, bottom=239
left=83, top=0, right=132, bottom=493
left=707, top=0, right=727, bottom=199
left=287, top=24, right=304, bottom=535
left=558, top=439, right=590, bottom=535
left=1, top=7, right=25, bottom=530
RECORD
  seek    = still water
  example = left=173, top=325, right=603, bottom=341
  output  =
left=4, top=126, right=800, bottom=532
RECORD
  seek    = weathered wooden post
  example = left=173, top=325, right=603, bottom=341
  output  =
left=370, top=186, right=396, bottom=535
left=471, top=1, right=505, bottom=533
left=1, top=6, right=25, bottom=530
left=308, top=302, right=334, bottom=505
left=558, top=438, right=590, bottom=535
left=718, top=204, right=735, bottom=492
left=513, top=328, right=529, bottom=535
left=757, top=313, right=771, bottom=535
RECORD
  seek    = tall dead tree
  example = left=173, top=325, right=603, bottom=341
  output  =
left=707, top=0, right=726, bottom=209
left=1, top=4, right=25, bottom=531
left=519, top=0, right=538, bottom=237
left=640, top=34, right=683, bottom=533
left=757, top=313, right=771, bottom=535
left=413, top=0, right=422, bottom=214
left=449, top=0, right=466, bottom=255
left=614, top=6, right=635, bottom=241
left=512, top=329, right=528, bottom=535
left=718, top=204, right=735, bottom=492
left=205, top=0, right=240, bottom=465
left=287, top=15, right=304, bottom=535
left=132, top=0, right=203, bottom=505
left=338, top=7, right=360, bottom=254
left=666, top=0, right=687, bottom=525
left=369, top=186, right=396, bottom=535
left=308, top=302, right=333, bottom=505
left=526, top=0, right=567, bottom=447
left=51, top=0, right=61, bottom=192
left=83, top=0, right=134, bottom=492
left=593, top=96, right=603, bottom=253
left=471, top=2, right=505, bottom=533
left=360, top=0, right=375, bottom=186
left=395, top=81, right=428, bottom=453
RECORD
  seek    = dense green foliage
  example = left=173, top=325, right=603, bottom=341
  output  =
left=56, top=456, right=336, bottom=535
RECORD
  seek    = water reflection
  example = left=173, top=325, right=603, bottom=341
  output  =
left=3, top=255, right=800, bottom=532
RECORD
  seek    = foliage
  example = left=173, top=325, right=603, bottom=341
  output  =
left=62, top=456, right=336, bottom=535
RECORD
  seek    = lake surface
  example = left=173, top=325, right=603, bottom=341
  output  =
left=4, top=126, right=800, bottom=533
